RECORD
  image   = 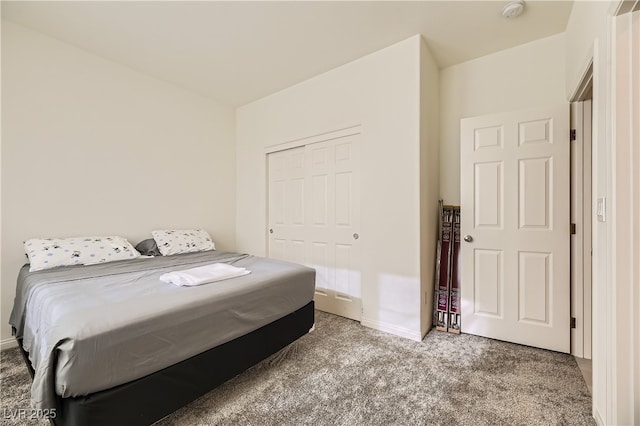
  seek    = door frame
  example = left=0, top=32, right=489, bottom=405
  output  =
left=570, top=90, right=594, bottom=359
left=608, top=4, right=640, bottom=423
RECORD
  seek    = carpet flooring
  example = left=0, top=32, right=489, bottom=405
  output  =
left=1, top=311, right=594, bottom=425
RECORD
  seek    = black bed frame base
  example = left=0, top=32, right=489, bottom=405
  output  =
left=17, top=301, right=314, bottom=426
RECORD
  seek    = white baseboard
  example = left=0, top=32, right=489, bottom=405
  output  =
left=593, top=407, right=604, bottom=426
left=1, top=338, right=18, bottom=351
left=361, top=317, right=423, bottom=342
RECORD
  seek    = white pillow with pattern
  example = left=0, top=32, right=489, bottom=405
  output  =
left=151, top=229, right=215, bottom=256
left=24, top=236, right=140, bottom=272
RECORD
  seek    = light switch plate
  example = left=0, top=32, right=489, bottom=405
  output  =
left=597, top=197, right=606, bottom=222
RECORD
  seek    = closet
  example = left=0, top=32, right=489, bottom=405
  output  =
left=267, top=133, right=361, bottom=321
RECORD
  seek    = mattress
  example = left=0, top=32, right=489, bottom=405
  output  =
left=9, top=251, right=315, bottom=411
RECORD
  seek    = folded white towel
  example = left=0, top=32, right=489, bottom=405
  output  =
left=159, top=263, right=250, bottom=287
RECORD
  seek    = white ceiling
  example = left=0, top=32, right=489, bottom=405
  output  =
left=1, top=1, right=573, bottom=107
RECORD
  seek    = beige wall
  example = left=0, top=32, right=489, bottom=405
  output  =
left=0, top=22, right=236, bottom=344
left=439, top=33, right=567, bottom=205
left=237, top=35, right=439, bottom=340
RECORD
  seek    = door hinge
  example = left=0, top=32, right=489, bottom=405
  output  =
left=570, top=129, right=577, bottom=141
left=570, top=317, right=577, bottom=329
left=570, top=223, right=577, bottom=234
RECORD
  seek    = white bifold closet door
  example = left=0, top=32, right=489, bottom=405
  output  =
left=268, top=134, right=361, bottom=321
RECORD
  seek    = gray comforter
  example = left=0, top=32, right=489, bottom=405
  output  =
left=9, top=251, right=315, bottom=410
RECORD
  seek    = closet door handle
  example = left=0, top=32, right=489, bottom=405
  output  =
left=353, top=233, right=359, bottom=240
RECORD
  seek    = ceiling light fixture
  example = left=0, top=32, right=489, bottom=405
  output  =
left=502, top=0, right=525, bottom=18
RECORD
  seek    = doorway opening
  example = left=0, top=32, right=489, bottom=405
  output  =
left=570, top=62, right=593, bottom=393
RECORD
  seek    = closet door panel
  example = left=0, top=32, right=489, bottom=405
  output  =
left=268, top=134, right=361, bottom=321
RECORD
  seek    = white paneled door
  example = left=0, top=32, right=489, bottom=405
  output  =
left=268, top=134, right=361, bottom=321
left=460, top=106, right=570, bottom=353
left=268, top=146, right=306, bottom=265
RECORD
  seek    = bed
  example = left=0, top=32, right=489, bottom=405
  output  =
left=9, top=249, right=316, bottom=426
